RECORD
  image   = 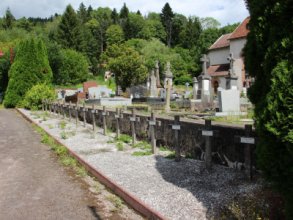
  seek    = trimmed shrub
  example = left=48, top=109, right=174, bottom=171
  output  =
left=22, top=84, right=55, bottom=110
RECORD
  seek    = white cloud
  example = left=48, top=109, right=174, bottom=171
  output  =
left=0, top=0, right=249, bottom=25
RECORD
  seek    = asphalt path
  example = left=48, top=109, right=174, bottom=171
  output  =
left=0, top=109, right=100, bottom=220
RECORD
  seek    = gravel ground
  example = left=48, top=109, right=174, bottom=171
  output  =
left=21, top=109, right=260, bottom=220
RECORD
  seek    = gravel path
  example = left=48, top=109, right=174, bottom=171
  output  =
left=21, top=109, right=260, bottom=220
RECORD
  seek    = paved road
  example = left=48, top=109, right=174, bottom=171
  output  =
left=0, top=109, right=100, bottom=220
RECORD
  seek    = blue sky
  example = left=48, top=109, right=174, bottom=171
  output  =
left=0, top=0, right=249, bottom=26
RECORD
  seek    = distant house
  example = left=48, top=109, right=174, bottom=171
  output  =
left=207, top=17, right=250, bottom=94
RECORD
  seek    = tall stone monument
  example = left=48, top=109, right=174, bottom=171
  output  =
left=150, top=70, right=158, bottom=97
left=225, top=53, right=238, bottom=90
left=164, top=62, right=173, bottom=112
left=198, top=54, right=212, bottom=106
left=155, top=60, right=162, bottom=88
left=192, top=77, right=198, bottom=99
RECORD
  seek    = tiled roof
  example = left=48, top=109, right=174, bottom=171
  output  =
left=209, top=33, right=232, bottom=50
left=83, top=81, right=97, bottom=93
left=207, top=64, right=230, bottom=77
left=228, top=17, right=250, bottom=40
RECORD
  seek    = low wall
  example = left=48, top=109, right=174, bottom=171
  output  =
left=46, top=102, right=256, bottom=169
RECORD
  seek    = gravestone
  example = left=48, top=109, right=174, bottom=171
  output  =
left=155, top=60, right=162, bottom=88
left=198, top=54, right=212, bottom=106
left=88, top=86, right=113, bottom=99
left=130, top=85, right=148, bottom=98
left=150, top=70, right=158, bottom=97
left=217, top=89, right=240, bottom=113
left=184, top=82, right=191, bottom=99
left=192, top=77, right=199, bottom=99
left=164, top=62, right=173, bottom=112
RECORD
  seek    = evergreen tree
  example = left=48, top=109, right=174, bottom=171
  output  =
left=4, top=38, right=52, bottom=107
left=244, top=1, right=293, bottom=218
left=160, top=3, right=174, bottom=47
left=179, top=16, right=202, bottom=49
left=111, top=8, right=119, bottom=24
left=119, top=3, right=129, bottom=19
left=106, top=24, right=124, bottom=46
left=57, top=4, right=82, bottom=51
left=2, top=8, right=15, bottom=30
left=77, top=2, right=89, bottom=24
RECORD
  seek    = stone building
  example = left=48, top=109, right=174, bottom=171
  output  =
left=207, top=17, right=251, bottom=94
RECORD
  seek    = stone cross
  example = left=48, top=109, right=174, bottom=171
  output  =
left=227, top=53, right=235, bottom=77
left=200, top=54, right=209, bottom=75
left=150, top=70, right=157, bottom=97
left=171, top=115, right=181, bottom=162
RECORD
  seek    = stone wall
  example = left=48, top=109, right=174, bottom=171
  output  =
left=48, top=102, right=256, bottom=169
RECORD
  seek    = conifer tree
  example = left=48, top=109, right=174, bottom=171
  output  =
left=2, top=8, right=15, bottom=29
left=4, top=38, right=52, bottom=107
left=57, top=4, right=82, bottom=51
left=160, top=3, right=174, bottom=47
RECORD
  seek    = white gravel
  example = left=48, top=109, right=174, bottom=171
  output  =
left=21, top=109, right=260, bottom=220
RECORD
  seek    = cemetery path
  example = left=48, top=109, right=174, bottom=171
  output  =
left=0, top=109, right=129, bottom=220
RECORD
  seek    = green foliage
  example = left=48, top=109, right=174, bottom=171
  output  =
left=115, top=134, right=132, bottom=144
left=132, top=151, right=152, bottom=156
left=106, top=24, right=124, bottom=46
left=4, top=38, right=52, bottom=108
left=57, top=4, right=82, bottom=51
left=160, top=3, right=174, bottom=47
left=2, top=8, right=15, bottom=30
left=103, top=44, right=147, bottom=91
left=0, top=49, right=11, bottom=94
left=56, top=49, right=89, bottom=85
left=244, top=1, right=293, bottom=218
left=22, top=84, right=55, bottom=110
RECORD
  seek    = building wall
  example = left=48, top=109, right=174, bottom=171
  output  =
left=208, top=47, right=230, bottom=65
left=229, top=38, right=247, bottom=59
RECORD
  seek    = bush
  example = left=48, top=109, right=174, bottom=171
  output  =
left=4, top=38, right=52, bottom=107
left=22, top=84, right=55, bottom=110
left=55, top=49, right=89, bottom=85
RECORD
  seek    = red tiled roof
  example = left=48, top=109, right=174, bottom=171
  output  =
left=209, top=33, right=232, bottom=50
left=207, top=64, right=229, bottom=77
left=228, top=17, right=250, bottom=40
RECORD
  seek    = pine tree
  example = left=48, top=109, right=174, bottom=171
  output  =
left=77, top=2, right=89, bottom=24
left=160, top=3, right=174, bottom=47
left=111, top=8, right=119, bottom=24
left=4, top=38, right=52, bottom=107
left=57, top=4, right=82, bottom=51
left=2, top=8, right=15, bottom=29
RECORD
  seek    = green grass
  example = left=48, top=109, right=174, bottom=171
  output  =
left=0, top=104, right=3, bottom=109
left=116, top=142, right=124, bottom=151
left=132, top=150, right=152, bottom=156
left=107, top=195, right=123, bottom=211
left=133, top=141, right=151, bottom=150
left=159, top=146, right=169, bottom=151
left=115, top=134, right=132, bottom=144
left=60, top=131, right=68, bottom=139
left=59, top=120, right=66, bottom=129
left=165, top=151, right=176, bottom=159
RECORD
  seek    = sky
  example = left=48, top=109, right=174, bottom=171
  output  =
left=0, top=0, right=249, bottom=26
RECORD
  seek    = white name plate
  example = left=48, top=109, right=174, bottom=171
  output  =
left=130, top=117, right=136, bottom=122
left=149, top=121, right=156, bottom=126
left=240, top=137, right=255, bottom=144
left=114, top=114, right=119, bottom=119
left=172, top=125, right=180, bottom=130
left=102, top=112, right=106, bottom=116
left=202, top=130, right=213, bottom=136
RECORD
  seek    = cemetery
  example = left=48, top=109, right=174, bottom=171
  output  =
left=18, top=103, right=260, bottom=219
left=0, top=1, right=291, bottom=219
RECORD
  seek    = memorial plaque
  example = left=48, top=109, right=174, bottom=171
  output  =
left=202, top=130, right=213, bottom=137
left=240, top=137, right=255, bottom=144
left=149, top=121, right=156, bottom=126
left=172, top=125, right=180, bottom=130
left=130, top=117, right=136, bottom=122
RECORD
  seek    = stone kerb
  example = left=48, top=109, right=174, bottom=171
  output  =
left=48, top=102, right=255, bottom=167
